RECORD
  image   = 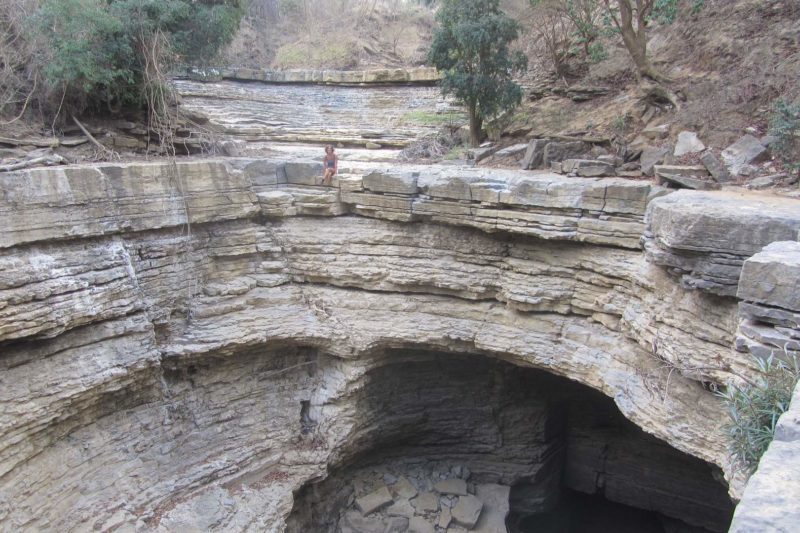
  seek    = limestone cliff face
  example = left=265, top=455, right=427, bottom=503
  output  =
left=0, top=160, right=797, bottom=531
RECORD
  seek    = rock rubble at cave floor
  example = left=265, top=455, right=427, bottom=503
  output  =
left=333, top=461, right=508, bottom=533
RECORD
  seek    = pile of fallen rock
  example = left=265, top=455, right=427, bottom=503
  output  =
left=476, top=127, right=797, bottom=192
left=337, top=463, right=510, bottom=533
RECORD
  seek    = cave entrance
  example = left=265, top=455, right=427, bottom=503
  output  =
left=287, top=351, right=734, bottom=533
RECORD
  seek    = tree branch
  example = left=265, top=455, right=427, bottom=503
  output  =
left=72, top=115, right=118, bottom=160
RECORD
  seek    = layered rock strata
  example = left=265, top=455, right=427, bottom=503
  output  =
left=729, top=241, right=800, bottom=532
left=174, top=80, right=459, bottom=148
left=180, top=67, right=441, bottom=86
left=0, top=159, right=797, bottom=531
left=286, top=355, right=733, bottom=533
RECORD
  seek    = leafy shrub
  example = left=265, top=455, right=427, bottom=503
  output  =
left=33, top=0, right=243, bottom=117
left=587, top=41, right=608, bottom=63
left=718, top=353, right=800, bottom=474
left=769, top=99, right=800, bottom=172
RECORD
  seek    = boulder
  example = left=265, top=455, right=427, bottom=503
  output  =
left=342, top=511, right=403, bottom=533
left=640, top=146, right=670, bottom=176
left=494, top=143, right=528, bottom=159
left=561, top=159, right=616, bottom=177
left=641, top=124, right=670, bottom=140
left=473, top=484, right=511, bottom=533
left=700, top=152, right=731, bottom=183
left=439, top=507, right=453, bottom=528
left=760, top=134, right=779, bottom=147
left=451, top=495, right=483, bottom=529
left=520, top=139, right=549, bottom=169
left=409, top=516, right=436, bottom=533
left=411, top=492, right=439, bottom=513
left=386, top=499, right=415, bottom=518
left=658, top=173, right=720, bottom=191
left=356, top=486, right=394, bottom=515
left=737, top=241, right=800, bottom=312
left=363, top=170, right=419, bottom=194
left=543, top=141, right=590, bottom=166
left=280, top=161, right=324, bottom=186
left=746, top=173, right=799, bottom=190
left=721, top=134, right=769, bottom=175
left=653, top=165, right=709, bottom=178
left=673, top=131, right=705, bottom=156
left=471, top=145, right=498, bottom=163
left=434, top=479, right=468, bottom=496
left=392, top=477, right=418, bottom=499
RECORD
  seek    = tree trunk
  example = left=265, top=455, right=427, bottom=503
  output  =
left=468, top=101, right=482, bottom=148
left=611, top=0, right=666, bottom=82
left=618, top=23, right=657, bottom=79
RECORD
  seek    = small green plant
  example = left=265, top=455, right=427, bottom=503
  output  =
left=769, top=99, right=800, bottom=173
left=399, top=110, right=466, bottom=127
left=718, top=352, right=800, bottom=474
left=611, top=111, right=633, bottom=135
left=443, top=145, right=468, bottom=160
left=587, top=41, right=608, bottom=63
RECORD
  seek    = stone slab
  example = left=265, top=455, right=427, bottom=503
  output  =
left=658, top=173, right=720, bottom=190
left=722, top=134, right=768, bottom=176
left=356, top=486, right=393, bottom=515
left=392, top=476, right=418, bottom=499
left=520, top=139, right=548, bottom=169
left=451, top=495, right=483, bottom=529
left=409, top=516, right=436, bottom=533
left=738, top=241, right=800, bottom=312
left=641, top=146, right=670, bottom=176
left=674, top=131, right=705, bottom=156
left=473, top=484, right=510, bottom=533
left=363, top=170, right=419, bottom=194
left=411, top=492, right=439, bottom=514
left=701, top=152, right=731, bottom=183
left=434, top=479, right=468, bottom=496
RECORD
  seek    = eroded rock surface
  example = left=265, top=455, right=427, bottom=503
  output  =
left=0, top=158, right=796, bottom=531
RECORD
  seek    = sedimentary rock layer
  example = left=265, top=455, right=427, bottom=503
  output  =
left=0, top=159, right=796, bottom=531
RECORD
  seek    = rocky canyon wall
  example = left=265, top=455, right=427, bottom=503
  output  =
left=0, top=159, right=798, bottom=531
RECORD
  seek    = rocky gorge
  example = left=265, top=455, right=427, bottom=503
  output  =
left=1, top=74, right=799, bottom=533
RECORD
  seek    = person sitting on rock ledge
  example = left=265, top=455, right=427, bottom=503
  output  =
left=322, top=145, right=338, bottom=186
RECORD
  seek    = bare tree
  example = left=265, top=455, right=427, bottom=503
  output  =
left=530, top=1, right=574, bottom=79
left=0, top=0, right=40, bottom=122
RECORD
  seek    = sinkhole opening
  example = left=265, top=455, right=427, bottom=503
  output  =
left=287, top=351, right=734, bottom=533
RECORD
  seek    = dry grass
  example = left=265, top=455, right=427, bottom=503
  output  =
left=221, top=0, right=434, bottom=69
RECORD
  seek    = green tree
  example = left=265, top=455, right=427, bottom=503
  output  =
left=428, top=0, right=527, bottom=147
left=34, top=0, right=243, bottom=117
